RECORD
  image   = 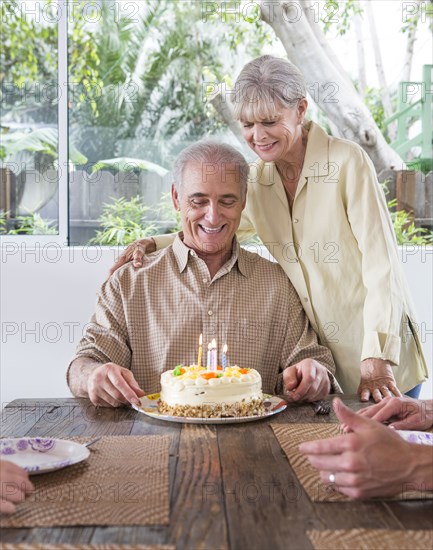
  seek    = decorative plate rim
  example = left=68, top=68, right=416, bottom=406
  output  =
left=0, top=438, right=90, bottom=474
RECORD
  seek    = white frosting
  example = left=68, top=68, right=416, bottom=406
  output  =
left=160, top=367, right=263, bottom=407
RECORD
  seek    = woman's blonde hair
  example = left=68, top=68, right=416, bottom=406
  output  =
left=232, top=55, right=306, bottom=121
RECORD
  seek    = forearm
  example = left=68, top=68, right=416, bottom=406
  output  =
left=67, top=357, right=104, bottom=398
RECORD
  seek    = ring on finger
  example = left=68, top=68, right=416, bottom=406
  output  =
left=328, top=472, right=336, bottom=484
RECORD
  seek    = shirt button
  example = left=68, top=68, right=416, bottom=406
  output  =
left=304, top=297, right=309, bottom=303
left=203, top=278, right=208, bottom=283
left=208, top=310, right=213, bottom=316
left=293, top=218, right=299, bottom=223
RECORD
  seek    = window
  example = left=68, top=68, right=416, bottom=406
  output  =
left=1, top=0, right=66, bottom=243
left=1, top=0, right=261, bottom=245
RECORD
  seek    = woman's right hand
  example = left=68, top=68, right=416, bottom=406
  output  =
left=358, top=396, right=433, bottom=431
left=109, top=238, right=156, bottom=276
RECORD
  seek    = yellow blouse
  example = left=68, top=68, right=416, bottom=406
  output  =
left=236, top=121, right=427, bottom=393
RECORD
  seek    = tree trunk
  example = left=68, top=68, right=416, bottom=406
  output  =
left=257, top=0, right=404, bottom=174
left=402, top=18, right=419, bottom=82
left=365, top=0, right=396, bottom=140
left=354, top=11, right=367, bottom=97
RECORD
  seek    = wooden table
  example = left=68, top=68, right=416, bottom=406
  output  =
left=1, top=396, right=432, bottom=549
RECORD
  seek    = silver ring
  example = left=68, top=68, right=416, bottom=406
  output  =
left=328, top=472, right=336, bottom=484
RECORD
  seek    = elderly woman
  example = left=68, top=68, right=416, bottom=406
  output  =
left=111, top=55, right=427, bottom=401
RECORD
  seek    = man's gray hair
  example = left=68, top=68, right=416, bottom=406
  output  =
left=173, top=140, right=249, bottom=199
left=232, top=55, right=306, bottom=121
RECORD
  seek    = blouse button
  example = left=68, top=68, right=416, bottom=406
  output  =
left=208, top=310, right=213, bottom=316
left=293, top=218, right=299, bottom=223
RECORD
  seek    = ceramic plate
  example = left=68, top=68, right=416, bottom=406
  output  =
left=0, top=438, right=90, bottom=474
left=397, top=430, right=433, bottom=446
left=132, top=393, right=287, bottom=424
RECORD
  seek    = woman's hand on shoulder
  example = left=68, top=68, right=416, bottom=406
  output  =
left=108, top=238, right=156, bottom=277
left=358, top=358, right=402, bottom=403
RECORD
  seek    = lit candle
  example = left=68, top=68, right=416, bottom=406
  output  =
left=197, top=333, right=203, bottom=368
left=222, top=344, right=228, bottom=371
left=211, top=338, right=217, bottom=371
left=207, top=343, right=211, bottom=370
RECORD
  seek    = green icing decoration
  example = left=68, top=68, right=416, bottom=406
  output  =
left=173, top=365, right=183, bottom=376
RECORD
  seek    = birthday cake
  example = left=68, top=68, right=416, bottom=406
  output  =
left=158, top=365, right=265, bottom=418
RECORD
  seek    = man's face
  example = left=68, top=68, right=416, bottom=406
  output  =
left=172, top=161, right=246, bottom=257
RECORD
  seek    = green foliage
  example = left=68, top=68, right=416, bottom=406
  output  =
left=89, top=196, right=158, bottom=246
left=89, top=193, right=183, bottom=245
left=90, top=158, right=168, bottom=177
left=206, top=0, right=275, bottom=55
left=154, top=192, right=182, bottom=234
left=0, top=0, right=56, bottom=87
left=0, top=211, right=7, bottom=234
left=381, top=182, right=433, bottom=245
left=388, top=199, right=433, bottom=245
left=363, top=87, right=388, bottom=138
left=7, top=212, right=58, bottom=235
left=322, top=0, right=363, bottom=36
left=406, top=158, right=433, bottom=174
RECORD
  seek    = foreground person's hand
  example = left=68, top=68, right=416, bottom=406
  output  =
left=283, top=359, right=331, bottom=402
left=358, top=358, right=402, bottom=402
left=299, top=398, right=421, bottom=499
left=87, top=363, right=145, bottom=407
left=359, top=396, right=433, bottom=430
left=109, top=238, right=156, bottom=276
left=0, top=461, right=34, bottom=515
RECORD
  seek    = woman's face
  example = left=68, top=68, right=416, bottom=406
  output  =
left=240, top=100, right=307, bottom=163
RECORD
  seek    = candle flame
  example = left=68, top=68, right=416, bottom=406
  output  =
left=199, top=333, right=202, bottom=345
left=223, top=344, right=228, bottom=353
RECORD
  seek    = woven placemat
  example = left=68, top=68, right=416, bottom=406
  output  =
left=271, top=423, right=433, bottom=502
left=0, top=436, right=170, bottom=527
left=307, top=529, right=433, bottom=550
left=0, top=546, right=175, bottom=550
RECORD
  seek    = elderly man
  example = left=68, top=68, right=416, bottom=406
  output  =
left=68, top=141, right=340, bottom=407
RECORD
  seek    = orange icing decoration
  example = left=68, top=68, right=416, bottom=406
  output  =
left=239, top=368, right=250, bottom=374
left=201, top=372, right=217, bottom=380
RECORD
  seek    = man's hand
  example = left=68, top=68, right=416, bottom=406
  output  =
left=109, top=238, right=156, bottom=277
left=87, top=363, right=145, bottom=407
left=0, top=461, right=34, bottom=515
left=359, top=396, right=433, bottom=431
left=283, top=359, right=331, bottom=402
left=299, top=398, right=418, bottom=499
left=358, top=358, right=402, bottom=402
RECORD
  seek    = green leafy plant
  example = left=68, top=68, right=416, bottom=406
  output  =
left=7, top=212, right=58, bottom=235
left=381, top=182, right=433, bottom=245
left=0, top=211, right=7, bottom=234
left=89, top=196, right=159, bottom=245
left=154, top=192, right=181, bottom=234
left=388, top=199, right=433, bottom=245
left=90, top=158, right=168, bottom=177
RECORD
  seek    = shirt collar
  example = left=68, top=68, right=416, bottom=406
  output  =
left=172, top=233, right=249, bottom=278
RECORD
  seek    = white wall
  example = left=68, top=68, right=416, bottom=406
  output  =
left=1, top=244, right=432, bottom=406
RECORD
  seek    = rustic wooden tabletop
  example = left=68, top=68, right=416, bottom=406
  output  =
left=1, top=396, right=432, bottom=549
